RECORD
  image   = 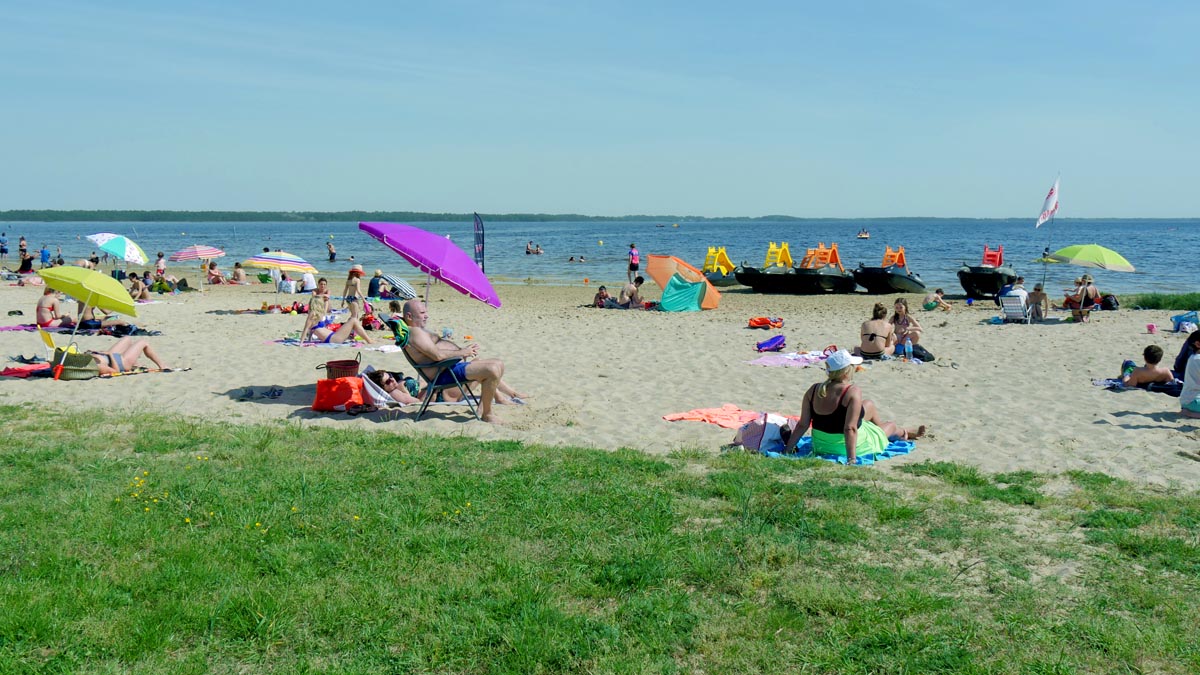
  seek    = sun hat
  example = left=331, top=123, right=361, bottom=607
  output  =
left=349, top=264, right=364, bottom=275
left=373, top=269, right=382, bottom=277
left=825, top=349, right=863, bottom=372
left=1081, top=273, right=1093, bottom=282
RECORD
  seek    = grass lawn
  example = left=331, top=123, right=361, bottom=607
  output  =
left=1, top=405, right=1198, bottom=674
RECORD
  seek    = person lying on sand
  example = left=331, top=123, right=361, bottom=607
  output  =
left=88, top=337, right=167, bottom=375
left=783, top=349, right=925, bottom=465
left=77, top=301, right=129, bottom=331
left=1119, top=345, right=1176, bottom=389
left=364, top=370, right=422, bottom=405
left=400, top=299, right=527, bottom=424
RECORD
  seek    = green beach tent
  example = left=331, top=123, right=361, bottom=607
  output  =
left=659, top=273, right=706, bottom=312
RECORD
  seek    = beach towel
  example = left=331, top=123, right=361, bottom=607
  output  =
left=763, top=436, right=915, bottom=465
left=749, top=351, right=829, bottom=368
left=662, top=404, right=764, bottom=429
left=1092, top=378, right=1183, bottom=397
left=1, top=363, right=51, bottom=378
left=99, top=367, right=191, bottom=378
left=747, top=317, right=784, bottom=329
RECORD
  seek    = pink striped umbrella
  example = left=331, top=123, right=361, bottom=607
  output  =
left=169, top=245, right=226, bottom=262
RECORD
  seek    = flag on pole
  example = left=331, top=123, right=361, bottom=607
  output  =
left=473, top=212, right=486, bottom=272
left=1035, top=177, right=1060, bottom=228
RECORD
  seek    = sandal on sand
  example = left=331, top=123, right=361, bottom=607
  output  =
left=346, top=403, right=378, bottom=416
left=261, top=386, right=284, bottom=399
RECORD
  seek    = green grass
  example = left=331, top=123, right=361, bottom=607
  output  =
left=1, top=405, right=1199, bottom=674
left=1126, top=292, right=1200, bottom=311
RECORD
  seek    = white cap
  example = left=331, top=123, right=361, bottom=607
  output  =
left=825, top=349, right=863, bottom=372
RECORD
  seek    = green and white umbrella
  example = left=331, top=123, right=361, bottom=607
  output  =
left=87, top=232, right=149, bottom=266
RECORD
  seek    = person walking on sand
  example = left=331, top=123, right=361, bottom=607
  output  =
left=627, top=243, right=640, bottom=283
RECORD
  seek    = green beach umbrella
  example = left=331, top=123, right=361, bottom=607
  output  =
left=1048, top=244, right=1135, bottom=272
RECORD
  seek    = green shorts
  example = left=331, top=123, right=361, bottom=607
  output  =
left=923, top=301, right=938, bottom=311
left=811, top=421, right=890, bottom=458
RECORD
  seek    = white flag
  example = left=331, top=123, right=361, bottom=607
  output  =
left=1035, top=178, right=1059, bottom=228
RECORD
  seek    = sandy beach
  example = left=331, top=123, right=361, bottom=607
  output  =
left=2, top=273, right=1197, bottom=487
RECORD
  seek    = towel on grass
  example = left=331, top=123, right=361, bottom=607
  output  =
left=763, top=436, right=916, bottom=466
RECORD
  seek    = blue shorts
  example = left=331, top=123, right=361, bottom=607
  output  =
left=432, top=361, right=469, bottom=387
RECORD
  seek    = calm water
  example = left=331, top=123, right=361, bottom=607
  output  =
left=4, top=219, right=1196, bottom=295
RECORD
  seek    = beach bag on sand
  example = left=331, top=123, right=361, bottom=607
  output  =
left=1101, top=294, right=1120, bottom=311
left=733, top=413, right=800, bottom=453
left=755, top=335, right=787, bottom=352
left=53, top=348, right=100, bottom=380
left=312, top=377, right=365, bottom=412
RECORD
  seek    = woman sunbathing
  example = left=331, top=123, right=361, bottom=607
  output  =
left=854, top=303, right=895, bottom=360
left=783, top=350, right=925, bottom=465
left=365, top=370, right=422, bottom=405
left=128, top=276, right=151, bottom=301
left=88, top=337, right=168, bottom=375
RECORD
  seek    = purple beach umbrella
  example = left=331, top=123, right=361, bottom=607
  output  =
left=358, top=222, right=501, bottom=308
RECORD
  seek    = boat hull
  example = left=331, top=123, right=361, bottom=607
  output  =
left=852, top=265, right=927, bottom=294
left=957, top=265, right=1017, bottom=299
left=704, top=270, right=740, bottom=287
left=734, top=265, right=858, bottom=294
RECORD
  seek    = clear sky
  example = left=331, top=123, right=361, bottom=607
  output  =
left=2, top=1, right=1197, bottom=217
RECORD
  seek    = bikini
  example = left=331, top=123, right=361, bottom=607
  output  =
left=860, top=327, right=892, bottom=360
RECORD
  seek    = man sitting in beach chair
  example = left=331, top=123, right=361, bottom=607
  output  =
left=396, top=299, right=526, bottom=424
left=999, top=294, right=1031, bottom=323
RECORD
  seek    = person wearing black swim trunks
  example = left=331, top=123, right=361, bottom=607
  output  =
left=854, top=303, right=895, bottom=360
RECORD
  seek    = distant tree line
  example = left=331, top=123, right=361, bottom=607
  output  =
left=1, top=209, right=838, bottom=223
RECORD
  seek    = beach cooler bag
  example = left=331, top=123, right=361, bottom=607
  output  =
left=53, top=348, right=100, bottom=380
left=1172, top=311, right=1199, bottom=332
left=312, top=377, right=365, bottom=412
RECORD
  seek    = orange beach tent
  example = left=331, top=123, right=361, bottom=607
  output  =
left=645, top=255, right=721, bottom=310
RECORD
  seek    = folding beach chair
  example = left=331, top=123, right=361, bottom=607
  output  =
left=999, top=295, right=1031, bottom=324
left=38, top=328, right=79, bottom=361
left=385, top=320, right=479, bottom=421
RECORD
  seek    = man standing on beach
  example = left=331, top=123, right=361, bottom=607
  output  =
left=627, top=243, right=639, bottom=283
left=0, top=232, right=8, bottom=261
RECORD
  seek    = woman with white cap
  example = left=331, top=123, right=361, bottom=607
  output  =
left=783, top=350, right=925, bottom=465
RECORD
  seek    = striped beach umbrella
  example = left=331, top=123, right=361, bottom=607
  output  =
left=87, top=232, right=149, bottom=265
left=169, top=245, right=226, bottom=262
left=242, top=251, right=318, bottom=274
left=380, top=273, right=418, bottom=300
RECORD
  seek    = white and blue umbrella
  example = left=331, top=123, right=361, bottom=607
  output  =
left=87, top=232, right=149, bottom=266
left=380, top=273, right=418, bottom=300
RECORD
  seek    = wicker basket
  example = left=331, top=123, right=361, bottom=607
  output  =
left=316, top=352, right=361, bottom=379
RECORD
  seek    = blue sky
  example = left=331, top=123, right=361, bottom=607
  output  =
left=2, top=1, right=1197, bottom=217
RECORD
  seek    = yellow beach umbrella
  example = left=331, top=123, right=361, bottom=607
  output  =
left=39, top=266, right=138, bottom=318
left=1048, top=244, right=1135, bottom=272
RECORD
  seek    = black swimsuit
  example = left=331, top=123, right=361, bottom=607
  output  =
left=809, top=386, right=863, bottom=434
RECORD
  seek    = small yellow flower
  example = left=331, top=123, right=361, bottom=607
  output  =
left=466, top=502, right=471, bottom=507
left=353, top=515, right=360, bottom=521
left=255, top=522, right=261, bottom=527
left=114, top=498, right=121, bottom=503
left=291, top=506, right=298, bottom=512
left=209, top=511, right=214, bottom=516
left=144, top=507, right=150, bottom=512
left=143, top=471, right=149, bottom=476
left=152, top=499, right=158, bottom=504
left=184, top=518, right=191, bottom=524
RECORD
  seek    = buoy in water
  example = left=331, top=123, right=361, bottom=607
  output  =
left=598, top=240, right=603, bottom=245
left=584, top=278, right=589, bottom=285
left=329, top=234, right=334, bottom=239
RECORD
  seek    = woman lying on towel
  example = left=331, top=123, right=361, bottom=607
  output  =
left=88, top=337, right=168, bottom=375
left=782, top=350, right=925, bottom=465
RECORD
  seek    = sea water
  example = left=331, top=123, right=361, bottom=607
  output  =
left=4, top=218, right=1196, bottom=295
